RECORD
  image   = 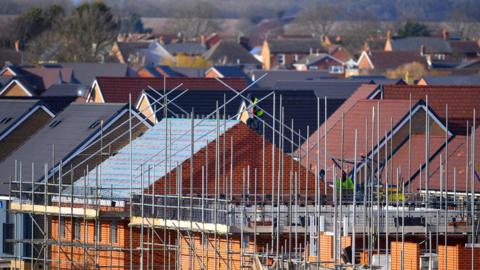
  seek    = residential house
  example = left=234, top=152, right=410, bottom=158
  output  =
left=261, top=38, right=327, bottom=70
left=293, top=54, right=346, bottom=75
left=203, top=40, right=261, bottom=69
left=454, top=58, right=480, bottom=75
left=0, top=99, right=54, bottom=161
left=39, top=118, right=324, bottom=269
left=357, top=50, right=428, bottom=74
left=0, top=66, right=74, bottom=97
left=87, top=77, right=247, bottom=104
left=205, top=66, right=250, bottom=81
left=384, top=32, right=452, bottom=61
left=2, top=103, right=151, bottom=268
left=163, top=42, right=207, bottom=57
left=53, top=62, right=136, bottom=86
left=137, top=66, right=186, bottom=78
left=417, top=75, right=480, bottom=86
left=112, top=41, right=173, bottom=66
left=136, top=88, right=245, bottom=124
left=250, top=70, right=331, bottom=89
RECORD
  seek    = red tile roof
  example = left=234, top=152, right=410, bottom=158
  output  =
left=409, top=125, right=480, bottom=192
left=381, top=85, right=480, bottom=134
left=297, top=84, right=378, bottom=158
left=148, top=123, right=327, bottom=197
left=94, top=77, right=248, bottom=103
left=300, top=99, right=413, bottom=182
left=363, top=51, right=428, bottom=70
left=384, top=134, right=446, bottom=190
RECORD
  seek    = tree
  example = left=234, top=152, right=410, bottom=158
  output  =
left=54, top=2, right=119, bottom=62
left=397, top=21, right=431, bottom=38
left=163, top=54, right=211, bottom=69
left=120, top=14, right=151, bottom=34
left=385, top=62, right=427, bottom=84
left=169, top=1, right=219, bottom=38
left=295, top=3, right=340, bottom=37
left=24, top=2, right=119, bottom=63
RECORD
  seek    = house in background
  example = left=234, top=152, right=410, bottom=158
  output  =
left=0, top=66, right=74, bottom=97
left=293, top=53, right=346, bottom=76
left=112, top=40, right=173, bottom=66
left=356, top=50, right=428, bottom=75
left=384, top=31, right=452, bottom=61
left=203, top=40, right=261, bottom=69
left=205, top=65, right=250, bottom=81
left=417, top=75, right=480, bottom=85
left=86, top=77, right=247, bottom=104
left=261, top=38, right=327, bottom=70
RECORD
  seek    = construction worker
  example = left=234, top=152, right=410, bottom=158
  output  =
left=246, top=94, right=264, bottom=132
left=336, top=172, right=354, bottom=192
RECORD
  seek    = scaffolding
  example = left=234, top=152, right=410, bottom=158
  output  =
left=6, top=77, right=480, bottom=270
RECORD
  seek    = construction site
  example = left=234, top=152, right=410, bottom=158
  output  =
left=4, top=76, right=480, bottom=270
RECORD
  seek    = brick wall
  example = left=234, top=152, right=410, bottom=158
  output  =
left=438, top=244, right=480, bottom=270
left=50, top=216, right=176, bottom=269
left=391, top=241, right=420, bottom=270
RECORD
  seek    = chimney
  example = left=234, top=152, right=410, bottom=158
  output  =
left=420, top=44, right=426, bottom=56
left=442, top=27, right=449, bottom=40
left=386, top=30, right=391, bottom=41
left=14, top=40, right=21, bottom=52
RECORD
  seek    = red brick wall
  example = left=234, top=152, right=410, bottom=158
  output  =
left=50, top=216, right=176, bottom=269
left=438, top=244, right=480, bottom=270
left=391, top=241, right=420, bottom=270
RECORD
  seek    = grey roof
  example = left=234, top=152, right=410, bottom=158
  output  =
left=271, top=80, right=366, bottom=99
left=116, top=41, right=150, bottom=62
left=421, top=75, right=480, bottom=85
left=250, top=70, right=332, bottom=89
left=0, top=76, right=12, bottom=88
left=267, top=39, right=327, bottom=54
left=42, top=83, right=85, bottom=97
left=169, top=66, right=206, bottom=77
left=0, top=99, right=41, bottom=136
left=163, top=42, right=206, bottom=55
left=0, top=48, right=22, bottom=66
left=295, top=53, right=339, bottom=65
left=390, top=37, right=452, bottom=54
left=65, top=118, right=238, bottom=198
left=58, top=62, right=130, bottom=85
left=204, top=41, right=261, bottom=66
left=0, top=103, right=127, bottom=195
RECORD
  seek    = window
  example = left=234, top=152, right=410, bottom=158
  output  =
left=110, top=221, right=117, bottom=243
left=278, top=54, right=286, bottom=65
left=0, top=117, right=13, bottom=124
left=49, top=120, right=62, bottom=128
left=329, top=66, right=344, bottom=74
left=59, top=218, right=65, bottom=239
left=74, top=219, right=81, bottom=240
left=88, top=120, right=101, bottom=129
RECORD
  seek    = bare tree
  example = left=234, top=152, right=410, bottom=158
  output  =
left=169, top=1, right=219, bottom=38
left=295, top=3, right=340, bottom=37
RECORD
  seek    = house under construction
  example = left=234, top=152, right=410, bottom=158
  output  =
left=5, top=78, right=480, bottom=270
